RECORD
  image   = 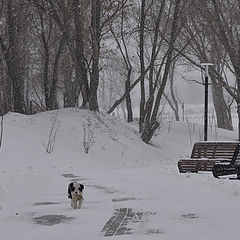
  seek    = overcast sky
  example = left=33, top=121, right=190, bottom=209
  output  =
left=175, top=68, right=206, bottom=104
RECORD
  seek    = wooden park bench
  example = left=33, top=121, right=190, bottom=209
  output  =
left=178, top=142, right=240, bottom=173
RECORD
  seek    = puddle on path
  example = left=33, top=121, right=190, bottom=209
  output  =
left=88, top=184, right=119, bottom=194
left=62, top=173, right=78, bottom=178
left=181, top=213, right=198, bottom=219
left=62, top=173, right=87, bottom=182
left=33, top=215, right=74, bottom=226
left=33, top=202, right=59, bottom=206
left=145, top=229, right=164, bottom=235
left=112, top=197, right=139, bottom=202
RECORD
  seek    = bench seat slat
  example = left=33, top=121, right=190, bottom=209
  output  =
left=178, top=159, right=228, bottom=173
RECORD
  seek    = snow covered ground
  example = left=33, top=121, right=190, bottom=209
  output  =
left=0, top=108, right=240, bottom=240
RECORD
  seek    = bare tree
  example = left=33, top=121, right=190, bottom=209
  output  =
left=141, top=0, right=182, bottom=143
left=0, top=0, right=29, bottom=113
left=208, top=0, right=240, bottom=138
left=31, top=3, right=66, bottom=110
left=110, top=2, right=134, bottom=122
left=181, top=0, right=239, bottom=133
left=163, top=57, right=180, bottom=121
left=42, top=0, right=90, bottom=107
left=178, top=1, right=233, bottom=131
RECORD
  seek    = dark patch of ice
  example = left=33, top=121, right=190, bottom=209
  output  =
left=88, top=184, right=118, bottom=194
left=62, top=173, right=78, bottom=178
left=145, top=229, right=164, bottom=235
left=33, top=202, right=59, bottom=206
left=181, top=213, right=198, bottom=219
left=33, top=215, right=74, bottom=226
left=112, top=197, right=138, bottom=202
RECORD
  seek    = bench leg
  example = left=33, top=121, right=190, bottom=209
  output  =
left=181, top=171, right=198, bottom=173
left=236, top=167, right=240, bottom=180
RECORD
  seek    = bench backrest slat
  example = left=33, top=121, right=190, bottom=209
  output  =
left=190, top=142, right=240, bottom=160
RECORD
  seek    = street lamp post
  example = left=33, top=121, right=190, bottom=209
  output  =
left=200, top=63, right=213, bottom=141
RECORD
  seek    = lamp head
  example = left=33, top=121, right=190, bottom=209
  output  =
left=200, top=63, right=213, bottom=77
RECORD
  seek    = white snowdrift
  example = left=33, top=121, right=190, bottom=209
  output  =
left=0, top=108, right=239, bottom=240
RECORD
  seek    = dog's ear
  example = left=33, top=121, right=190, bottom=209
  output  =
left=68, top=182, right=74, bottom=190
left=68, top=183, right=73, bottom=199
left=80, top=184, right=84, bottom=190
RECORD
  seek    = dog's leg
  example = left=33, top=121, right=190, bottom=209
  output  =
left=78, top=198, right=83, bottom=209
left=73, top=199, right=77, bottom=209
left=71, top=199, right=73, bottom=207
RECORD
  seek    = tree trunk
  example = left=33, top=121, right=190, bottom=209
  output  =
left=169, top=59, right=179, bottom=121
left=0, top=56, right=11, bottom=114
left=210, top=71, right=233, bottom=130
left=43, top=44, right=50, bottom=110
left=64, top=68, right=80, bottom=108
left=63, top=58, right=80, bottom=108
left=165, top=59, right=180, bottom=121
left=73, top=0, right=90, bottom=108
left=237, top=80, right=240, bottom=141
left=141, top=121, right=160, bottom=143
left=125, top=67, right=133, bottom=122
left=0, top=0, right=26, bottom=114
left=139, top=0, right=146, bottom=132
left=89, top=0, right=101, bottom=111
left=49, top=35, right=66, bottom=110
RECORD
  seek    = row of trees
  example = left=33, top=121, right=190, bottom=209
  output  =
left=0, top=0, right=240, bottom=142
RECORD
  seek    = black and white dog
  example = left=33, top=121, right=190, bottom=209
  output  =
left=68, top=182, right=84, bottom=209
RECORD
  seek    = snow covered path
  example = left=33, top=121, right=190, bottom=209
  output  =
left=1, top=163, right=240, bottom=240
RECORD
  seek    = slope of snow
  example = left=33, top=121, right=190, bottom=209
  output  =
left=0, top=108, right=239, bottom=240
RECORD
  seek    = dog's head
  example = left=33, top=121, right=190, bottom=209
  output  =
left=68, top=182, right=84, bottom=199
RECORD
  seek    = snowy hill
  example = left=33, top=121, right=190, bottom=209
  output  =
left=0, top=108, right=240, bottom=240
